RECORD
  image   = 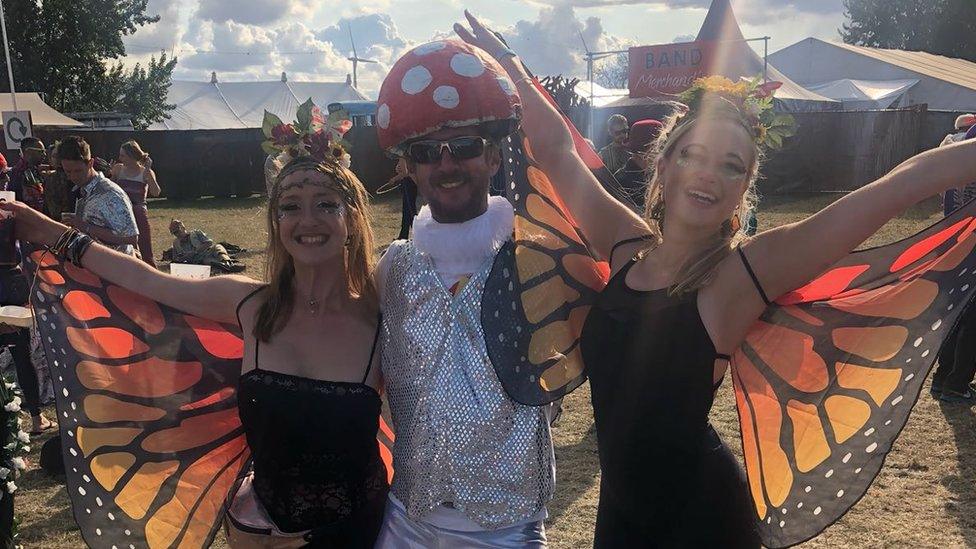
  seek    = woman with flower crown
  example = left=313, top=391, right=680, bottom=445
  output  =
left=0, top=102, right=388, bottom=547
left=457, top=11, right=976, bottom=547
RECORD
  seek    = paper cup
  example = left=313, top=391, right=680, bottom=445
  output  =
left=169, top=263, right=211, bottom=279
left=0, top=191, right=14, bottom=219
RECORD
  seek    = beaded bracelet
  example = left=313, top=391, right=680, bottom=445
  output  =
left=67, top=233, right=94, bottom=267
left=50, top=228, right=79, bottom=258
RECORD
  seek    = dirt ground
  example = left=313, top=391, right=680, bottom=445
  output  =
left=14, top=192, right=976, bottom=548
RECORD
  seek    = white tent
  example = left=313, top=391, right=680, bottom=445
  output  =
left=804, top=79, right=919, bottom=110
left=604, top=0, right=837, bottom=112
left=770, top=38, right=976, bottom=111
left=692, top=0, right=837, bottom=112
left=149, top=78, right=369, bottom=130
left=0, top=93, right=81, bottom=127
left=573, top=80, right=628, bottom=108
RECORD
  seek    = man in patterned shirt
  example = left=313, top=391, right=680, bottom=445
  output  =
left=57, top=136, right=139, bottom=256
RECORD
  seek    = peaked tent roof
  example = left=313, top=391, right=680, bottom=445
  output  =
left=828, top=41, right=976, bottom=92
left=695, top=0, right=837, bottom=111
left=0, top=93, right=82, bottom=127
left=149, top=80, right=369, bottom=130
left=769, top=38, right=976, bottom=111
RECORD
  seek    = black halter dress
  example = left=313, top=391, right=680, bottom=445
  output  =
left=581, top=242, right=762, bottom=548
left=235, top=291, right=389, bottom=547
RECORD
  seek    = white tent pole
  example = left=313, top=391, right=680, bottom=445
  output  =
left=0, top=0, right=17, bottom=111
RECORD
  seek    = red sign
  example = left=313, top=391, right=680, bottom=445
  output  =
left=628, top=41, right=717, bottom=98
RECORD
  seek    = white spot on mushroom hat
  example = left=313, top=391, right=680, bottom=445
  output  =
left=376, top=39, right=521, bottom=155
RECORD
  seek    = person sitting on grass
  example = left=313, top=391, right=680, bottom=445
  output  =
left=168, top=218, right=245, bottom=273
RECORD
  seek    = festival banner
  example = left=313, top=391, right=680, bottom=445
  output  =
left=628, top=41, right=717, bottom=98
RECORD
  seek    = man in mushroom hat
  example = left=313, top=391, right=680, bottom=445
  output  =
left=373, top=35, right=596, bottom=546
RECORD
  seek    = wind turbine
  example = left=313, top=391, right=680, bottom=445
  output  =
left=347, top=24, right=378, bottom=90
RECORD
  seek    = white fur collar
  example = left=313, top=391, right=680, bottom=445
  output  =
left=412, top=196, right=514, bottom=286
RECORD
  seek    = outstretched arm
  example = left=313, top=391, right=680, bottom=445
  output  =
left=454, top=11, right=648, bottom=261
left=748, top=138, right=976, bottom=301
left=0, top=200, right=257, bottom=324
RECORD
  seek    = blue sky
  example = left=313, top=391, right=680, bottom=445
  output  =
left=122, top=0, right=848, bottom=97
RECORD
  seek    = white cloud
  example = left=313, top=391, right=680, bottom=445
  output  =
left=180, top=21, right=275, bottom=72
left=116, top=0, right=846, bottom=96
left=196, top=0, right=304, bottom=25
left=495, top=5, right=629, bottom=79
left=317, top=13, right=408, bottom=58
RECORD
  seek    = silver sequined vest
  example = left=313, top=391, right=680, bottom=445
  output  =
left=381, top=240, right=555, bottom=529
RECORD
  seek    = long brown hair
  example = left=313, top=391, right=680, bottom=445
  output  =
left=253, top=155, right=377, bottom=342
left=642, top=98, right=762, bottom=295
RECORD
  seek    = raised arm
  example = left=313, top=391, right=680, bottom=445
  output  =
left=0, top=200, right=257, bottom=324
left=146, top=169, right=161, bottom=198
left=748, top=138, right=976, bottom=301
left=454, top=11, right=647, bottom=260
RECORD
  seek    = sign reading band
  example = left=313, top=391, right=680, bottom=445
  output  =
left=628, top=41, right=717, bottom=98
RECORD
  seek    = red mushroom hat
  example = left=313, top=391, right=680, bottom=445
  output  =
left=376, top=39, right=521, bottom=155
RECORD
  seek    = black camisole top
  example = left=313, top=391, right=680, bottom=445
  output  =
left=235, top=289, right=389, bottom=543
left=580, top=242, right=762, bottom=547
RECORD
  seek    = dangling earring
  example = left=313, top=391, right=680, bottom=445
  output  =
left=729, top=211, right=742, bottom=234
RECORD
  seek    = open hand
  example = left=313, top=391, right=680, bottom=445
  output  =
left=453, top=10, right=510, bottom=60
left=0, top=199, right=67, bottom=246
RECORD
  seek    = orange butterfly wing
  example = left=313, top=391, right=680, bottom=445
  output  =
left=27, top=251, right=395, bottom=548
left=482, top=80, right=610, bottom=405
left=732, top=204, right=976, bottom=547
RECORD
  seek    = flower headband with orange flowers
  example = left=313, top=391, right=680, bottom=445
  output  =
left=677, top=76, right=796, bottom=150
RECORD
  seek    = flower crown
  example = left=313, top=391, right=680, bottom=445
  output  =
left=261, top=98, right=352, bottom=165
left=677, top=76, right=796, bottom=150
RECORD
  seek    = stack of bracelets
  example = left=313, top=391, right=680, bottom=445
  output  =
left=50, top=227, right=95, bottom=267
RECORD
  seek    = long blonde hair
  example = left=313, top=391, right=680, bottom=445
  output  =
left=120, top=140, right=149, bottom=163
left=642, top=98, right=762, bottom=295
left=254, top=156, right=377, bottom=341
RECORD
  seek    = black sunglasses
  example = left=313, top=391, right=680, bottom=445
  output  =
left=406, top=136, right=488, bottom=164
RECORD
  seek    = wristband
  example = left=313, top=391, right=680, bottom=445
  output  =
left=50, top=228, right=78, bottom=258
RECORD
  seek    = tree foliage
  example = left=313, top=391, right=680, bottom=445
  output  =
left=841, top=0, right=976, bottom=63
left=0, top=0, right=176, bottom=128
left=593, top=53, right=629, bottom=90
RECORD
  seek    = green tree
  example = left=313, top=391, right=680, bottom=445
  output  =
left=118, top=54, right=177, bottom=130
left=841, top=0, right=976, bottom=63
left=0, top=0, right=176, bottom=128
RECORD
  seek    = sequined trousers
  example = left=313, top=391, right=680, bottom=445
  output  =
left=380, top=241, right=554, bottom=530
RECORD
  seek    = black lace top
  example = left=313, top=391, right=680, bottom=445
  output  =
left=236, top=290, right=388, bottom=543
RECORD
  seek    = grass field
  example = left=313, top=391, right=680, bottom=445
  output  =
left=14, top=192, right=976, bottom=548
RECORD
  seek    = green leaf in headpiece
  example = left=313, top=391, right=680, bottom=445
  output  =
left=262, top=110, right=284, bottom=139
left=296, top=98, right=315, bottom=133
left=261, top=141, right=280, bottom=156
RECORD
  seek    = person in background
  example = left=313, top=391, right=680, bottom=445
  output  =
left=168, top=219, right=244, bottom=273
left=941, top=114, right=975, bottom=216
left=9, top=137, right=47, bottom=213
left=0, top=151, right=53, bottom=435
left=613, top=119, right=663, bottom=212
left=58, top=136, right=139, bottom=256
left=931, top=120, right=976, bottom=403
left=43, top=142, right=73, bottom=221
left=112, top=140, right=161, bottom=266
left=598, top=114, right=631, bottom=174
